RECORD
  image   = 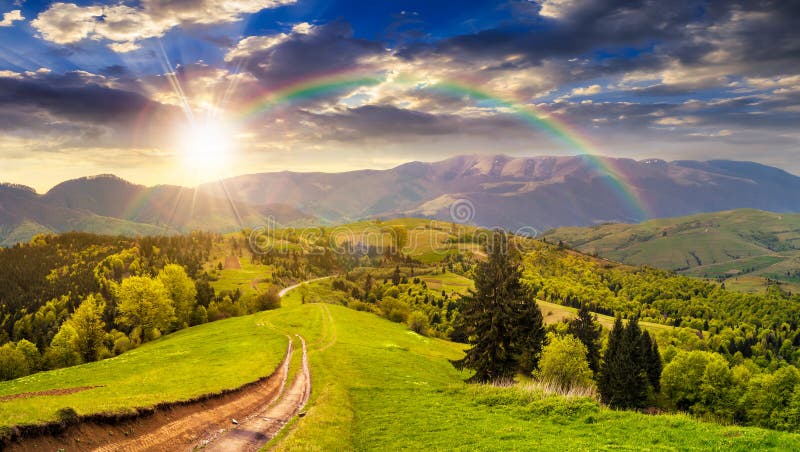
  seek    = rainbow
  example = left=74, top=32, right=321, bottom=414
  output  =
left=235, top=70, right=651, bottom=221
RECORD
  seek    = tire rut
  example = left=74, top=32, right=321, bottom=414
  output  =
left=92, top=337, right=294, bottom=452
left=202, top=335, right=311, bottom=452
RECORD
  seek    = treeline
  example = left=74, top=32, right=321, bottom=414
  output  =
left=0, top=231, right=289, bottom=381
left=0, top=232, right=216, bottom=345
left=522, top=246, right=800, bottom=366
left=325, top=264, right=466, bottom=338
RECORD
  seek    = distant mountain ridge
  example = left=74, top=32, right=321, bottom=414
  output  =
left=2, top=154, right=800, bottom=245
left=200, top=154, right=800, bottom=231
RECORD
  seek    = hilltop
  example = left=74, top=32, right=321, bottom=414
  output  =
left=4, top=154, right=800, bottom=245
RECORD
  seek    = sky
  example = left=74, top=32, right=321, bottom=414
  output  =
left=0, top=0, right=799, bottom=191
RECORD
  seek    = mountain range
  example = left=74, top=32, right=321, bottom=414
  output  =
left=3, top=154, right=800, bottom=245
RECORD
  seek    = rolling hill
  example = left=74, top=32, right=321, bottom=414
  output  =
left=0, top=176, right=312, bottom=245
left=4, top=154, right=800, bottom=245
left=4, top=287, right=800, bottom=450
left=542, top=209, right=800, bottom=289
left=203, top=154, right=800, bottom=230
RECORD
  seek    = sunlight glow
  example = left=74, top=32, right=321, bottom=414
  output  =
left=177, top=120, right=235, bottom=183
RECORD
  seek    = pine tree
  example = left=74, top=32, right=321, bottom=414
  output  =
left=514, top=297, right=546, bottom=374
left=598, top=316, right=649, bottom=409
left=622, top=316, right=649, bottom=406
left=641, top=331, right=663, bottom=392
left=568, top=303, right=602, bottom=374
left=452, top=230, right=544, bottom=382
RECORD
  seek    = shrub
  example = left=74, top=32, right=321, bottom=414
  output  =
left=253, top=289, right=281, bottom=311
left=407, top=312, right=430, bottom=336
left=537, top=334, right=594, bottom=393
left=378, top=297, right=410, bottom=323
left=0, top=343, right=29, bottom=381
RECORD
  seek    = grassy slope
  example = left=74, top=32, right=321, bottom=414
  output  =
left=544, top=209, right=800, bottom=291
left=328, top=218, right=482, bottom=263
left=2, top=276, right=799, bottom=449
left=0, top=314, right=288, bottom=428
left=270, top=282, right=800, bottom=451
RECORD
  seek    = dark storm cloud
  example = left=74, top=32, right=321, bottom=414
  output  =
left=398, top=0, right=800, bottom=82
left=226, top=22, right=385, bottom=86
left=0, top=74, right=165, bottom=124
left=294, top=105, right=542, bottom=141
left=0, top=71, right=181, bottom=148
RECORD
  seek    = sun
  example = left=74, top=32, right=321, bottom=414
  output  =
left=177, top=120, right=235, bottom=182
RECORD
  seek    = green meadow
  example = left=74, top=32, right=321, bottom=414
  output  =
left=0, top=314, right=287, bottom=428
left=3, top=279, right=800, bottom=450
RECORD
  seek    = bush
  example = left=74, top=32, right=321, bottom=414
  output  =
left=377, top=297, right=410, bottom=323
left=0, top=343, right=29, bottom=381
left=56, top=407, right=79, bottom=426
left=348, top=300, right=377, bottom=313
left=113, top=336, right=133, bottom=355
left=537, top=334, right=594, bottom=392
left=407, top=312, right=430, bottom=336
left=253, top=289, right=281, bottom=311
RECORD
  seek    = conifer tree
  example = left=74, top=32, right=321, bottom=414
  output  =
left=514, top=296, right=546, bottom=375
left=641, top=330, right=663, bottom=392
left=452, top=230, right=545, bottom=382
left=623, top=316, right=649, bottom=406
left=598, top=316, right=649, bottom=408
left=568, top=303, right=603, bottom=373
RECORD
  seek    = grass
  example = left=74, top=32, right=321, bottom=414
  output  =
left=0, top=314, right=288, bottom=428
left=268, top=281, right=800, bottom=450
left=4, top=277, right=800, bottom=449
left=418, top=271, right=474, bottom=295
left=544, top=209, right=800, bottom=293
left=538, top=300, right=677, bottom=333
left=209, top=259, right=275, bottom=295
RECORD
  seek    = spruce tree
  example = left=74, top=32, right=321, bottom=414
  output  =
left=641, top=331, right=663, bottom=392
left=598, top=316, right=649, bottom=409
left=568, top=303, right=602, bottom=374
left=514, top=297, right=546, bottom=375
left=622, top=316, right=649, bottom=407
left=452, top=230, right=544, bottom=382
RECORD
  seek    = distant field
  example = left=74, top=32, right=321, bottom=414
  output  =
left=418, top=271, right=474, bottom=295
left=544, top=209, right=800, bottom=293
left=537, top=300, right=676, bottom=334
left=326, top=218, right=482, bottom=263
left=0, top=315, right=287, bottom=428
left=209, top=258, right=274, bottom=295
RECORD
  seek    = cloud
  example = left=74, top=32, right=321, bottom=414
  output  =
left=225, top=21, right=385, bottom=86
left=0, top=9, right=24, bottom=26
left=570, top=84, right=602, bottom=96
left=0, top=70, right=181, bottom=149
left=32, top=0, right=296, bottom=52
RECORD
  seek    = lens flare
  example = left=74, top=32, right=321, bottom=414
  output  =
left=176, top=120, right=234, bottom=183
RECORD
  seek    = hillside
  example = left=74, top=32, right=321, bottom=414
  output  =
left=203, top=154, right=800, bottom=230
left=542, top=209, right=800, bottom=290
left=5, top=154, right=800, bottom=245
left=4, top=291, right=800, bottom=450
left=0, top=176, right=312, bottom=245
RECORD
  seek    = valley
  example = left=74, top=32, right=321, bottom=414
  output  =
left=543, top=209, right=800, bottom=293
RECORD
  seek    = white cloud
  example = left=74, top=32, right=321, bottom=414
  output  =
left=536, top=0, right=589, bottom=19
left=570, top=84, right=602, bottom=96
left=32, top=1, right=296, bottom=52
left=224, top=22, right=316, bottom=61
left=0, top=9, right=24, bottom=26
left=31, top=3, right=102, bottom=44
